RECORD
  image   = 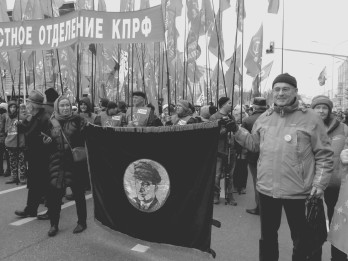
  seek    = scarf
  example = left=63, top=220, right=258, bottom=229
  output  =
left=52, top=95, right=75, bottom=121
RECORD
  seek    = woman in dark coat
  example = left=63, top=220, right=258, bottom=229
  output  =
left=44, top=95, right=87, bottom=237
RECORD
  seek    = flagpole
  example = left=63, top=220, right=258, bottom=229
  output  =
left=231, top=0, right=241, bottom=113
left=281, top=0, right=285, bottom=73
left=32, top=52, right=36, bottom=90
left=0, top=68, right=5, bottom=100
left=42, top=51, right=47, bottom=90
left=240, top=12, right=244, bottom=121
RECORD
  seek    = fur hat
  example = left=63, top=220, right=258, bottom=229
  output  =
left=0, top=103, right=8, bottom=111
left=252, top=97, right=267, bottom=107
left=177, top=100, right=190, bottom=111
left=27, top=90, right=44, bottom=105
left=100, top=98, right=109, bottom=108
left=107, top=101, right=117, bottom=110
left=44, top=88, right=59, bottom=103
left=218, top=97, right=230, bottom=108
left=311, top=95, right=333, bottom=112
left=272, top=73, right=297, bottom=88
left=200, top=105, right=211, bottom=119
left=132, top=91, right=146, bottom=99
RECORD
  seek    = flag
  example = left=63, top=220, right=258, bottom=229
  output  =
left=260, top=61, right=273, bottom=81
left=24, top=0, right=44, bottom=20
left=268, top=0, right=279, bottom=14
left=244, top=24, right=263, bottom=77
left=220, top=0, right=230, bottom=11
left=40, top=0, right=64, bottom=17
left=98, top=0, right=106, bottom=11
left=12, top=0, right=29, bottom=21
left=236, top=0, right=245, bottom=32
left=200, top=0, right=214, bottom=35
left=140, top=0, right=150, bottom=9
left=251, top=76, right=260, bottom=97
left=208, top=10, right=224, bottom=60
left=318, top=66, right=327, bottom=86
left=86, top=123, right=220, bottom=252
left=76, top=0, right=94, bottom=10
left=0, top=0, right=9, bottom=22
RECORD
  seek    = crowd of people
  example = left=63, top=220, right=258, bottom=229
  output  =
left=0, top=72, right=347, bottom=260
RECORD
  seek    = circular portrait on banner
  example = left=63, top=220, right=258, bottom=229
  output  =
left=124, top=159, right=170, bottom=213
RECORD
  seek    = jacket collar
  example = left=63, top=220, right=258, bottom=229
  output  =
left=326, top=115, right=340, bottom=135
left=268, top=97, right=306, bottom=117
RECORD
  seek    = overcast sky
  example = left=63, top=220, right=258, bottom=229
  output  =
left=6, top=0, right=348, bottom=100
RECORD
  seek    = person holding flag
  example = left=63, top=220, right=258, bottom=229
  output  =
left=229, top=73, right=334, bottom=260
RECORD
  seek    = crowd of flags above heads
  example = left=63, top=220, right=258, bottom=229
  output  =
left=0, top=0, right=281, bottom=107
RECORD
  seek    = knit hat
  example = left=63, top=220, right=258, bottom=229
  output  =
left=44, top=88, right=59, bottom=103
left=132, top=91, right=146, bottom=99
left=107, top=101, right=117, bottom=110
left=218, top=97, right=230, bottom=108
left=100, top=98, right=109, bottom=108
left=311, top=95, right=333, bottom=112
left=272, top=73, right=297, bottom=88
left=27, top=90, right=44, bottom=105
left=133, top=161, right=161, bottom=185
left=252, top=97, right=267, bottom=107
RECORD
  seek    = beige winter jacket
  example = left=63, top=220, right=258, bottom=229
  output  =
left=234, top=98, right=334, bottom=199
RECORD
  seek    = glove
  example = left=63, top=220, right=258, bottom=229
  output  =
left=225, top=119, right=238, bottom=132
left=219, top=116, right=238, bottom=133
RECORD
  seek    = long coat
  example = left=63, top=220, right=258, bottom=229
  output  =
left=18, top=108, right=51, bottom=189
left=47, top=114, right=87, bottom=189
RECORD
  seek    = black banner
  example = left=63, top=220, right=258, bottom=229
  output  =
left=85, top=122, right=220, bottom=253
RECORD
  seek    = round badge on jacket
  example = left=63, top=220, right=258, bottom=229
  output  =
left=284, top=134, right=292, bottom=142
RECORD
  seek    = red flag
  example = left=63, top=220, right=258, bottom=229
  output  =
left=268, top=0, right=279, bottom=14
left=208, top=10, right=224, bottom=60
left=200, top=0, right=214, bottom=35
left=244, top=25, right=263, bottom=77
left=98, top=0, right=106, bottom=11
left=260, top=61, right=273, bottom=81
left=220, top=0, right=230, bottom=12
left=318, top=66, right=327, bottom=86
left=13, top=0, right=28, bottom=21
left=140, top=0, right=150, bottom=9
left=166, top=0, right=183, bottom=17
left=40, top=0, right=63, bottom=17
left=76, top=0, right=94, bottom=10
left=251, top=76, right=260, bottom=97
left=236, top=0, right=246, bottom=32
left=225, top=45, right=242, bottom=70
left=0, top=0, right=9, bottom=22
left=24, top=0, right=44, bottom=20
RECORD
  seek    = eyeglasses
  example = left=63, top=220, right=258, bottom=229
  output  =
left=273, top=87, right=293, bottom=93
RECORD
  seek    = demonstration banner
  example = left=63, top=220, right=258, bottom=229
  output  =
left=0, top=5, right=164, bottom=51
left=85, top=122, right=220, bottom=253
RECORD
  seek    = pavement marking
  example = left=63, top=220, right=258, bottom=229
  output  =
left=10, top=193, right=93, bottom=226
left=131, top=244, right=150, bottom=253
left=0, top=185, right=26, bottom=195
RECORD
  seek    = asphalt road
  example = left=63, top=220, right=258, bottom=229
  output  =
left=0, top=175, right=331, bottom=261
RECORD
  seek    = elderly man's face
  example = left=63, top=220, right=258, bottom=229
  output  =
left=135, top=179, right=157, bottom=201
left=272, top=83, right=298, bottom=107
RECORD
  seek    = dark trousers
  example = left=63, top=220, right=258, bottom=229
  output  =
left=324, top=187, right=348, bottom=261
left=248, top=162, right=259, bottom=208
left=233, top=158, right=248, bottom=190
left=48, top=184, right=87, bottom=228
left=0, top=143, right=5, bottom=174
left=259, top=193, right=321, bottom=261
left=25, top=186, right=46, bottom=214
